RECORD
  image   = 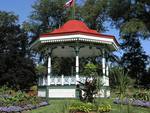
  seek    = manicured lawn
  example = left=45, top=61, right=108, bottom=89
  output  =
left=26, top=98, right=150, bottom=113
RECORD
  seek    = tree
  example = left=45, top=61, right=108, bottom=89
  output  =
left=24, top=0, right=72, bottom=39
left=107, top=0, right=150, bottom=82
left=140, top=67, right=150, bottom=88
left=107, top=0, right=150, bottom=37
left=26, top=0, right=107, bottom=37
left=80, top=0, right=108, bottom=32
left=121, top=35, right=149, bottom=84
left=0, top=11, right=36, bottom=90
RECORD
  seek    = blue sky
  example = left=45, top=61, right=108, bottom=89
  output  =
left=0, top=0, right=150, bottom=56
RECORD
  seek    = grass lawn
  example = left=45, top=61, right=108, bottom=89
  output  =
left=26, top=98, right=150, bottom=113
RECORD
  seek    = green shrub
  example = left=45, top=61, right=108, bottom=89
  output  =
left=69, top=101, right=96, bottom=113
left=0, top=85, right=16, bottom=96
left=69, top=101, right=111, bottom=113
left=133, top=90, right=150, bottom=101
left=98, top=104, right=111, bottom=113
left=0, top=90, right=44, bottom=107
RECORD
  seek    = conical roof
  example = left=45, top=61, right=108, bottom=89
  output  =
left=41, top=20, right=113, bottom=38
left=51, top=20, right=99, bottom=34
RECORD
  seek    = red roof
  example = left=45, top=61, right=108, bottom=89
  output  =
left=41, top=20, right=113, bottom=38
left=51, top=20, right=99, bottom=34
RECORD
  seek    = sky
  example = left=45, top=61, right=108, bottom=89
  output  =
left=0, top=0, right=150, bottom=56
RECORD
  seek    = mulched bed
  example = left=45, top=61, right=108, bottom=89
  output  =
left=0, top=101, right=49, bottom=113
left=113, top=98, right=150, bottom=108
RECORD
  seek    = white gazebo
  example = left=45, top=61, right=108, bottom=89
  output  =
left=31, top=20, right=119, bottom=98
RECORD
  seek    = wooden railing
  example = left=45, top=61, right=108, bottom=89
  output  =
left=38, top=75, right=108, bottom=86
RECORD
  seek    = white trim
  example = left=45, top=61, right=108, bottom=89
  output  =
left=39, top=34, right=119, bottom=50
left=31, top=34, right=119, bottom=51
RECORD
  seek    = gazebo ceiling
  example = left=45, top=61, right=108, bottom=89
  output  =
left=31, top=20, right=119, bottom=57
left=52, top=46, right=102, bottom=58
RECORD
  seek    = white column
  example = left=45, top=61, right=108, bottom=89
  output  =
left=75, top=47, right=79, bottom=84
left=61, top=75, right=64, bottom=86
left=102, top=49, right=106, bottom=86
left=47, top=51, right=52, bottom=86
left=102, top=50, right=110, bottom=97
left=105, top=61, right=109, bottom=86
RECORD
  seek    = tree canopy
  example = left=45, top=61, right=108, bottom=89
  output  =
left=107, top=0, right=150, bottom=84
left=0, top=11, right=36, bottom=90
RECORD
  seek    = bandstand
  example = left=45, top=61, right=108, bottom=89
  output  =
left=31, top=20, right=119, bottom=98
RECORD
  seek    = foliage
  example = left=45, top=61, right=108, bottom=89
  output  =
left=140, top=68, right=150, bottom=88
left=133, top=90, right=150, bottom=101
left=0, top=91, right=42, bottom=107
left=35, top=64, right=47, bottom=76
left=0, top=85, right=15, bottom=96
left=25, top=0, right=74, bottom=37
left=69, top=101, right=96, bottom=113
left=110, top=67, right=131, bottom=113
left=0, top=88, right=48, bottom=112
left=52, top=57, right=75, bottom=76
left=82, top=63, right=98, bottom=77
left=107, top=0, right=150, bottom=37
left=121, top=35, right=149, bottom=84
left=107, top=0, right=150, bottom=85
left=69, top=101, right=111, bottom=113
left=78, top=63, right=103, bottom=103
left=80, top=0, right=108, bottom=32
left=98, top=104, right=111, bottom=113
left=26, top=0, right=107, bottom=37
left=78, top=78, right=98, bottom=103
left=0, top=11, right=36, bottom=90
left=110, top=67, right=131, bottom=97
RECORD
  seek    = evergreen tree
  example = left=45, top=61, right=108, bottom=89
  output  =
left=107, top=0, right=150, bottom=82
left=121, top=34, right=149, bottom=84
left=0, top=11, right=36, bottom=90
left=80, top=0, right=108, bottom=32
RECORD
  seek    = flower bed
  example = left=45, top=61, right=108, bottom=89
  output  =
left=113, top=98, right=150, bottom=108
left=0, top=101, right=49, bottom=112
left=0, top=88, right=49, bottom=113
left=69, top=101, right=111, bottom=113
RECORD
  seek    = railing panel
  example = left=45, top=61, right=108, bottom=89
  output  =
left=38, top=75, right=104, bottom=86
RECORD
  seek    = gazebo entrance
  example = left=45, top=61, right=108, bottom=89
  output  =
left=31, top=20, right=119, bottom=98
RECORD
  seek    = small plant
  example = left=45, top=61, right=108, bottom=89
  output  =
left=69, top=101, right=96, bottom=113
left=78, top=78, right=98, bottom=103
left=78, top=63, right=102, bottom=103
left=98, top=104, right=111, bottom=113
left=133, top=90, right=150, bottom=101
left=110, top=67, right=130, bottom=113
left=35, top=64, right=47, bottom=76
left=83, top=63, right=98, bottom=77
left=69, top=101, right=112, bottom=113
left=0, top=88, right=48, bottom=112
